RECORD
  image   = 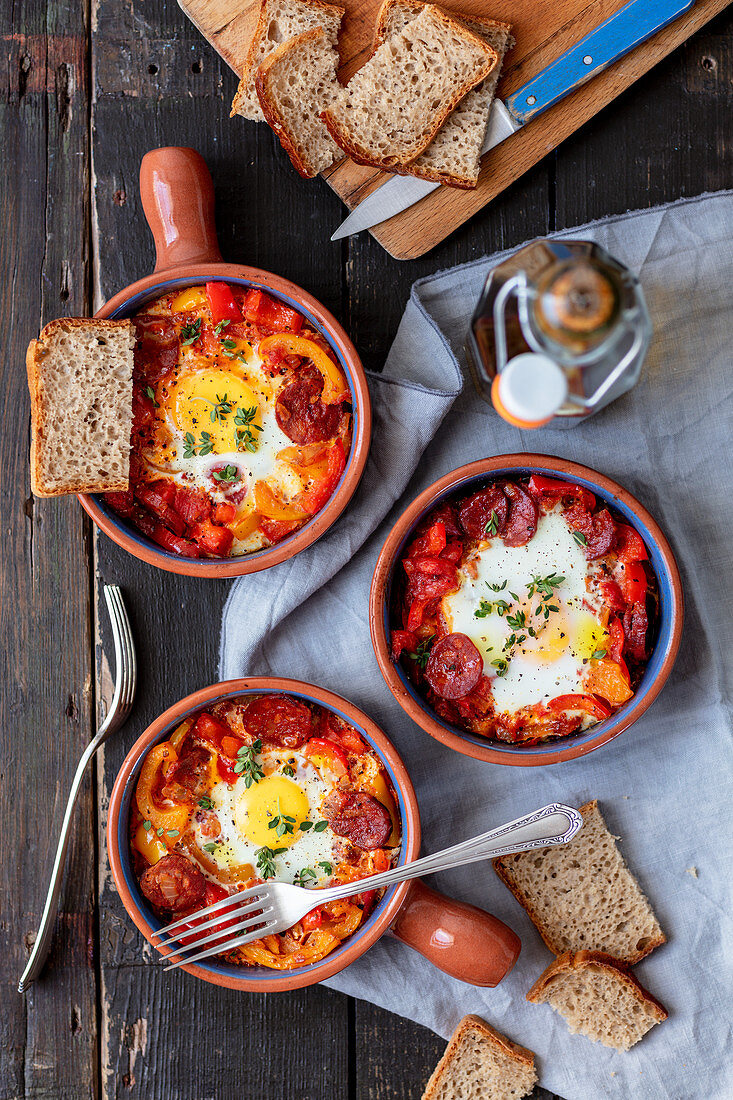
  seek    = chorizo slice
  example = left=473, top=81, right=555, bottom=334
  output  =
left=133, top=316, right=179, bottom=380
left=243, top=695, right=313, bottom=748
left=425, top=632, right=483, bottom=700
left=139, top=853, right=205, bottom=913
left=161, top=744, right=210, bottom=804
left=565, top=505, right=617, bottom=560
left=458, top=485, right=508, bottom=540
left=323, top=790, right=392, bottom=851
left=501, top=483, right=538, bottom=547
left=276, top=364, right=343, bottom=445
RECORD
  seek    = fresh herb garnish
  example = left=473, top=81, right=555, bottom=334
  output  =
left=212, top=464, right=239, bottom=483
left=183, top=431, right=197, bottom=459
left=294, top=867, right=317, bottom=887
left=202, top=840, right=223, bottom=855
left=527, top=573, right=565, bottom=599
left=256, top=845, right=287, bottom=879
left=491, top=658, right=509, bottom=676
left=282, top=764, right=295, bottom=778
left=313, top=820, right=328, bottom=832
left=198, top=430, right=214, bottom=456
left=299, top=820, right=313, bottom=832
left=506, top=608, right=527, bottom=630
left=145, top=385, right=159, bottom=407
left=234, top=406, right=264, bottom=453
left=214, top=320, right=231, bottom=336
left=407, top=634, right=435, bottom=669
left=318, top=861, right=333, bottom=874
left=180, top=318, right=202, bottom=346
left=142, top=820, right=152, bottom=832
left=591, top=649, right=607, bottom=660
left=572, top=530, right=588, bottom=547
left=487, top=581, right=507, bottom=592
left=475, top=597, right=510, bottom=619
left=268, top=812, right=296, bottom=839
left=166, top=829, right=179, bottom=838
left=233, top=739, right=264, bottom=787
left=156, top=827, right=164, bottom=837
left=484, top=509, right=499, bottom=537
left=209, top=393, right=233, bottom=423
left=198, top=795, right=214, bottom=810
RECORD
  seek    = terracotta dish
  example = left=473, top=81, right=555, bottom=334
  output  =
left=107, top=678, right=521, bottom=992
left=79, top=147, right=370, bottom=576
left=370, top=455, right=683, bottom=766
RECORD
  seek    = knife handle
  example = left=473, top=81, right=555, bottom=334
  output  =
left=506, top=0, right=696, bottom=124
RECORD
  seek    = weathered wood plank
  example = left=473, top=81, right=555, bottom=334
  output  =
left=0, top=1, right=97, bottom=1098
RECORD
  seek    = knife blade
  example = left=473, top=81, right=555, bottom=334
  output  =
left=331, top=0, right=696, bottom=241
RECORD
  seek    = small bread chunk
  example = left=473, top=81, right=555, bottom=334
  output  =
left=27, top=318, right=135, bottom=496
left=373, top=0, right=513, bottom=188
left=422, top=1015, right=537, bottom=1100
left=493, top=800, right=665, bottom=964
left=255, top=27, right=342, bottom=177
left=230, top=0, right=344, bottom=123
left=322, top=4, right=499, bottom=171
left=527, top=951, right=667, bottom=1051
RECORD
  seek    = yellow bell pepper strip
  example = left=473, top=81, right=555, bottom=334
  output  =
left=584, top=657, right=634, bottom=707
left=134, top=822, right=168, bottom=865
left=233, top=510, right=262, bottom=542
left=254, top=481, right=308, bottom=522
left=135, top=744, right=192, bottom=839
left=171, top=286, right=207, bottom=312
left=295, top=439, right=346, bottom=517
left=258, top=334, right=348, bottom=403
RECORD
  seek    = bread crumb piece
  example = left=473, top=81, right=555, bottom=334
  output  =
left=685, top=866, right=698, bottom=878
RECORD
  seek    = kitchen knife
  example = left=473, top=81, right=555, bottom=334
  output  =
left=331, top=0, right=696, bottom=241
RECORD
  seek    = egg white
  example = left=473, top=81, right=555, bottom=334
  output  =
left=442, top=508, right=608, bottom=714
left=192, top=748, right=336, bottom=886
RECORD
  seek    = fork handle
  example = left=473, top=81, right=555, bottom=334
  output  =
left=319, top=803, right=582, bottom=904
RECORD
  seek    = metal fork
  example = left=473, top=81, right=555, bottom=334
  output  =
left=18, top=585, right=137, bottom=993
left=156, top=802, right=582, bottom=971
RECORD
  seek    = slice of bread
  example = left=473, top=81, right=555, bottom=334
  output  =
left=422, top=1015, right=538, bottom=1100
left=321, top=4, right=499, bottom=171
left=373, top=0, right=513, bottom=188
left=230, top=0, right=344, bottom=124
left=527, top=951, right=667, bottom=1051
left=493, top=800, right=665, bottom=964
left=27, top=318, right=135, bottom=496
left=255, top=27, right=342, bottom=177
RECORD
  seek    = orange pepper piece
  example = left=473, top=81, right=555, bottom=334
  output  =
left=254, top=482, right=308, bottom=521
left=258, top=334, right=347, bottom=403
left=584, top=658, right=633, bottom=707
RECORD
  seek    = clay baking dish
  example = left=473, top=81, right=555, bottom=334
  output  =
left=107, top=678, right=521, bottom=992
left=79, top=147, right=371, bottom=577
left=370, top=454, right=683, bottom=766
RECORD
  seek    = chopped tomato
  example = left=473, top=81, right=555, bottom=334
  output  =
left=213, top=502, right=236, bottom=525
left=149, top=522, right=201, bottom=557
left=528, top=474, right=596, bottom=512
left=105, top=490, right=135, bottom=518
left=243, top=288, right=303, bottom=333
left=407, top=522, right=447, bottom=558
left=305, top=737, right=350, bottom=779
left=219, top=735, right=242, bottom=759
left=391, top=629, right=418, bottom=660
left=173, top=486, right=211, bottom=525
left=194, top=713, right=232, bottom=748
left=615, top=524, right=648, bottom=563
left=301, top=908, right=323, bottom=932
left=334, top=726, right=368, bottom=755
left=619, top=560, right=647, bottom=604
left=406, top=596, right=433, bottom=633
left=260, top=518, right=301, bottom=544
left=193, top=519, right=234, bottom=557
left=547, top=694, right=612, bottom=720
left=205, top=281, right=243, bottom=324
left=296, top=439, right=346, bottom=516
left=177, top=882, right=236, bottom=947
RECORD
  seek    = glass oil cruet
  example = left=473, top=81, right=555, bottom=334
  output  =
left=465, top=240, right=652, bottom=428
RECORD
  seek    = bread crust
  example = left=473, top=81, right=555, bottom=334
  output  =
left=526, top=950, right=668, bottom=1023
left=231, top=0, right=345, bottom=120
left=492, top=799, right=667, bottom=965
left=27, top=317, right=134, bottom=497
left=322, top=5, right=499, bottom=171
left=422, top=1014, right=537, bottom=1100
left=255, top=27, right=341, bottom=178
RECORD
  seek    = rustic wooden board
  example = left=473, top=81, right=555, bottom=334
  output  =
left=179, top=0, right=730, bottom=258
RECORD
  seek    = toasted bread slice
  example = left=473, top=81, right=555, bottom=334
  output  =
left=493, top=800, right=665, bottom=964
left=527, top=951, right=667, bottom=1051
left=27, top=318, right=134, bottom=496
left=231, top=0, right=344, bottom=124
left=321, top=4, right=499, bottom=171
left=255, top=27, right=342, bottom=177
left=373, top=0, right=513, bottom=188
left=422, top=1015, right=537, bottom=1100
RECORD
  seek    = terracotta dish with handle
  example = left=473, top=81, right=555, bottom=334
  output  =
left=370, top=455, right=683, bottom=766
left=79, top=147, right=371, bottom=576
left=107, top=678, right=522, bottom=992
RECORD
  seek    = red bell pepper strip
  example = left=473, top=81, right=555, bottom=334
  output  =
left=608, top=617, right=625, bottom=664
left=297, top=438, right=346, bottom=516
left=615, top=523, right=648, bottom=562
left=528, top=474, right=596, bottom=512
left=243, top=288, right=303, bottom=333
left=406, top=596, right=432, bottom=633
left=193, top=519, right=234, bottom=557
left=304, top=737, right=350, bottom=778
left=206, top=282, right=243, bottom=324
left=548, top=694, right=612, bottom=720
left=619, top=560, right=647, bottom=604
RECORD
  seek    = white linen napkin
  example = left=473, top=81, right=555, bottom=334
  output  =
left=220, top=191, right=733, bottom=1100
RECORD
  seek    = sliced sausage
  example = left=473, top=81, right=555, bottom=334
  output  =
left=501, top=483, right=538, bottom=547
left=458, top=485, right=508, bottom=540
left=565, top=505, right=617, bottom=560
left=133, top=316, right=179, bottom=381
left=139, top=853, right=205, bottom=913
left=323, top=790, right=392, bottom=850
left=623, top=601, right=649, bottom=662
left=161, top=744, right=210, bottom=804
left=242, top=695, right=313, bottom=748
left=425, top=632, right=483, bottom=700
left=276, top=364, right=343, bottom=445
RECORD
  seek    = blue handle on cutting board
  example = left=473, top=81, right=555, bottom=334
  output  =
left=506, top=0, right=696, bottom=124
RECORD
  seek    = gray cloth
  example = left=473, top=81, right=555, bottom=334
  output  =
left=221, top=191, right=733, bottom=1100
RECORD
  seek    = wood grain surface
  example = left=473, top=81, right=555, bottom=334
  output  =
left=2, top=0, right=732, bottom=1096
left=180, top=0, right=731, bottom=257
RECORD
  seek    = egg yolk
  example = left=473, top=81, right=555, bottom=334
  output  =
left=170, top=368, right=262, bottom=454
left=234, top=775, right=310, bottom=848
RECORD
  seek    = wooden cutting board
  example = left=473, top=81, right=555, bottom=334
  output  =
left=180, top=0, right=728, bottom=259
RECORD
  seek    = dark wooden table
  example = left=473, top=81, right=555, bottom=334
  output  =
left=2, top=2, right=731, bottom=1097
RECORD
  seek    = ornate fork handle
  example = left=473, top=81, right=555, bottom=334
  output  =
left=317, top=803, right=582, bottom=905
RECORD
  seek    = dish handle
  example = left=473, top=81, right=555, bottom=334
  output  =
left=390, top=879, right=520, bottom=986
left=139, top=146, right=223, bottom=273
